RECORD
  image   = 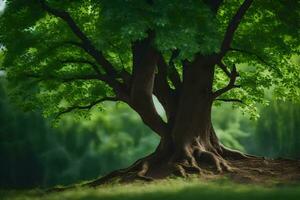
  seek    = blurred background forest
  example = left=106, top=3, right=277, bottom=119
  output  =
left=1, top=72, right=300, bottom=189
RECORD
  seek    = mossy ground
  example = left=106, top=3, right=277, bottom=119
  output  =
left=1, top=177, right=300, bottom=200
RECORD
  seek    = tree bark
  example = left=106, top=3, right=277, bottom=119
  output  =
left=85, top=55, right=243, bottom=187
left=172, top=55, right=215, bottom=151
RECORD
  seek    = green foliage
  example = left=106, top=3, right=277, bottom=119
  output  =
left=216, top=1, right=300, bottom=108
left=0, top=0, right=299, bottom=118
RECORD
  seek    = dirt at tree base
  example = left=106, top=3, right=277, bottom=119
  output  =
left=86, top=157, right=300, bottom=188
left=205, top=158, right=300, bottom=185
left=46, top=157, right=300, bottom=193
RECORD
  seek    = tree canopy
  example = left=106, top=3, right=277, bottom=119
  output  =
left=0, top=0, right=299, bottom=120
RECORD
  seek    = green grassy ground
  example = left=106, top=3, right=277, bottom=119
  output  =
left=1, top=178, right=300, bottom=200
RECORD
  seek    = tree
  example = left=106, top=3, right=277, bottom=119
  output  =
left=0, top=0, right=299, bottom=185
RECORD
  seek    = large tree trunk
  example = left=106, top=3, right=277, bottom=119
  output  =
left=86, top=55, right=246, bottom=187
left=172, top=55, right=217, bottom=155
left=147, top=55, right=232, bottom=177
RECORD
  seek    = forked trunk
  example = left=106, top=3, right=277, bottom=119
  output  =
left=86, top=56, right=243, bottom=186
left=148, top=55, right=229, bottom=177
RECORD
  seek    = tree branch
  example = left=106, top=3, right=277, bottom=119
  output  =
left=59, top=59, right=129, bottom=95
left=229, top=48, right=282, bottom=75
left=214, top=98, right=244, bottom=104
left=39, top=1, right=167, bottom=136
left=38, top=1, right=131, bottom=99
left=38, top=0, right=118, bottom=77
left=217, top=61, right=231, bottom=78
left=219, top=0, right=253, bottom=57
left=213, top=64, right=240, bottom=98
left=130, top=31, right=168, bottom=137
left=56, top=97, right=119, bottom=118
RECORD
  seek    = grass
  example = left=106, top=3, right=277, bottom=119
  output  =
left=1, top=178, right=300, bottom=200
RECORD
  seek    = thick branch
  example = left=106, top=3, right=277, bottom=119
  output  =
left=220, top=0, right=253, bottom=57
left=130, top=32, right=168, bottom=137
left=213, top=64, right=240, bottom=98
left=38, top=1, right=131, bottom=100
left=38, top=0, right=117, bottom=77
left=56, top=97, right=119, bottom=118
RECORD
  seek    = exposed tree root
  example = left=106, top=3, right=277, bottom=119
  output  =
left=219, top=145, right=260, bottom=160
left=44, top=135, right=299, bottom=192
left=84, top=154, right=152, bottom=187
left=83, top=145, right=240, bottom=187
left=45, top=146, right=300, bottom=193
left=195, top=149, right=233, bottom=173
left=172, top=161, right=202, bottom=178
